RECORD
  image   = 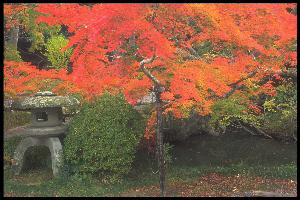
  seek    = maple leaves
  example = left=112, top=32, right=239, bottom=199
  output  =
left=34, top=3, right=176, bottom=103
left=4, top=4, right=28, bottom=30
left=3, top=3, right=297, bottom=141
left=3, top=60, right=77, bottom=97
left=32, top=3, right=297, bottom=105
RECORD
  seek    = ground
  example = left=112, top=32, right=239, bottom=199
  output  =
left=118, top=173, right=297, bottom=197
left=4, top=133, right=297, bottom=197
left=4, top=169, right=297, bottom=197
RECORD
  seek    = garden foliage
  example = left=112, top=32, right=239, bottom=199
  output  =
left=63, top=92, right=146, bottom=182
left=3, top=3, right=297, bottom=143
left=44, top=35, right=73, bottom=69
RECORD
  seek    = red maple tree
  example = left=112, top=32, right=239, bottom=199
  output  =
left=4, top=3, right=297, bottom=139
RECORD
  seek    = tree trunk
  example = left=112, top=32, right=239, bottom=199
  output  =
left=7, top=26, right=19, bottom=49
left=139, top=55, right=166, bottom=197
left=155, top=85, right=165, bottom=197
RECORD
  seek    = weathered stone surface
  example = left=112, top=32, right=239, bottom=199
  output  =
left=4, top=123, right=68, bottom=139
left=6, top=91, right=78, bottom=178
left=45, top=137, right=63, bottom=177
left=12, top=91, right=80, bottom=111
left=35, top=91, right=56, bottom=96
left=30, top=108, right=63, bottom=127
left=13, top=137, right=63, bottom=177
left=4, top=98, right=13, bottom=110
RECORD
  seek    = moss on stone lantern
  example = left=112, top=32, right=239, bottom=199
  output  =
left=6, top=91, right=80, bottom=177
left=12, top=91, right=80, bottom=128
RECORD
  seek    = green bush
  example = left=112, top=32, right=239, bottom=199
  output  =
left=209, top=94, right=259, bottom=133
left=63, top=92, right=146, bottom=182
left=260, top=82, right=297, bottom=139
left=4, top=44, right=22, bottom=62
left=209, top=82, right=297, bottom=141
left=4, top=136, right=22, bottom=169
left=44, top=34, right=73, bottom=69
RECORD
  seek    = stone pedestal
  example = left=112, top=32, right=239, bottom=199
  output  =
left=6, top=91, right=80, bottom=177
left=6, top=124, right=68, bottom=177
left=13, top=137, right=63, bottom=176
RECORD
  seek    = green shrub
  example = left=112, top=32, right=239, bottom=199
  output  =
left=4, top=44, right=22, bottom=62
left=63, top=92, right=146, bottom=182
left=4, top=136, right=22, bottom=169
left=210, top=82, right=297, bottom=141
left=44, top=34, right=73, bottom=69
left=260, top=82, right=297, bottom=139
left=209, top=94, right=260, bottom=133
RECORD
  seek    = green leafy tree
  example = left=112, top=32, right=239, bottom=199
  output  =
left=44, top=35, right=73, bottom=69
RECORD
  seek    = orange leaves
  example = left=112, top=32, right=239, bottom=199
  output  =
left=183, top=4, right=296, bottom=56
left=248, top=104, right=262, bottom=114
left=4, top=4, right=28, bottom=30
left=30, top=3, right=297, bottom=108
left=123, top=78, right=152, bottom=105
left=144, top=110, right=156, bottom=140
left=212, top=57, right=229, bottom=66
left=272, top=74, right=282, bottom=81
left=260, top=81, right=277, bottom=97
left=4, top=60, right=77, bottom=97
left=4, top=4, right=27, bottom=16
left=284, top=51, right=297, bottom=67
left=4, top=3, right=297, bottom=148
left=161, top=91, right=175, bottom=101
left=34, top=4, right=176, bottom=103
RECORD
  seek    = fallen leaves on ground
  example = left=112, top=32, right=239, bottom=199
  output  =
left=118, top=173, right=297, bottom=197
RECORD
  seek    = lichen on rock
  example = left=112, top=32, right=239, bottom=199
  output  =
left=12, top=91, right=80, bottom=110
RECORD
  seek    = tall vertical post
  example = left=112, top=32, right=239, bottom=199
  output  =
left=139, top=55, right=166, bottom=197
left=154, top=84, right=165, bottom=197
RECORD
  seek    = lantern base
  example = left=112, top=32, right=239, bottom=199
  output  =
left=12, top=137, right=63, bottom=177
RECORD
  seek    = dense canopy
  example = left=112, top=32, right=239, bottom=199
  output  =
left=4, top=3, right=297, bottom=140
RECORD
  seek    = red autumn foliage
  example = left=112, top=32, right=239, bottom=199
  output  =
left=4, top=3, right=297, bottom=139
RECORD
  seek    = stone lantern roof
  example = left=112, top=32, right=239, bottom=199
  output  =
left=12, top=91, right=80, bottom=111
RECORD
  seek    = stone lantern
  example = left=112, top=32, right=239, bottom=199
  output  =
left=6, top=91, right=80, bottom=177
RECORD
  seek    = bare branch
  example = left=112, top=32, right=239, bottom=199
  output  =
left=237, top=121, right=273, bottom=139
left=139, top=55, right=161, bottom=86
left=223, top=84, right=245, bottom=99
left=253, top=126, right=273, bottom=139
left=228, top=68, right=259, bottom=87
left=211, top=68, right=297, bottom=100
left=237, top=121, right=257, bottom=136
left=177, top=44, right=201, bottom=59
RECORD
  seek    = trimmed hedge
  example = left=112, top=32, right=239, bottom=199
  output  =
left=63, top=92, right=146, bottom=182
